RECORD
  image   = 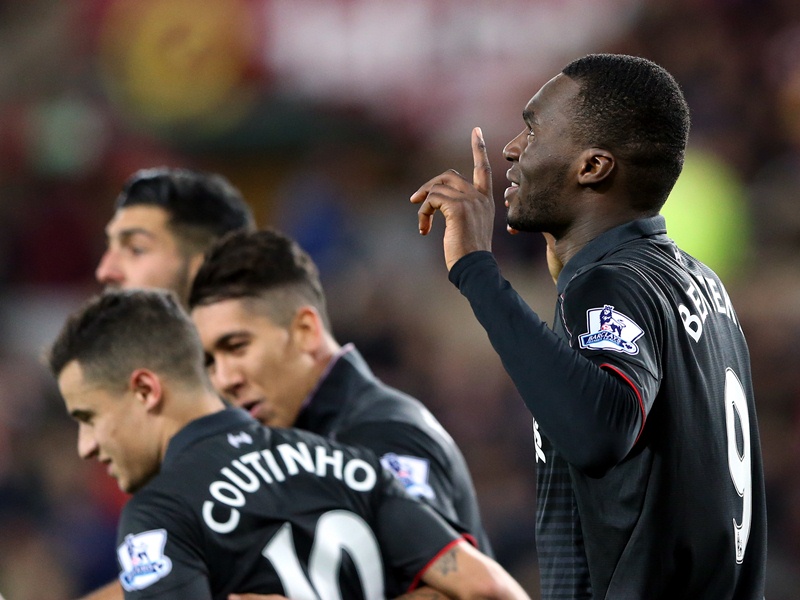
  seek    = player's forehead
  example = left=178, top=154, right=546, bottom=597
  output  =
left=523, top=73, right=580, bottom=125
left=58, top=361, right=111, bottom=412
left=105, top=205, right=175, bottom=242
left=192, top=297, right=280, bottom=346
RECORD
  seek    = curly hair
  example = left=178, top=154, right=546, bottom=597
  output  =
left=562, top=54, right=691, bottom=211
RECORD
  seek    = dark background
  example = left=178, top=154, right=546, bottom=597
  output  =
left=1, top=1, right=798, bottom=597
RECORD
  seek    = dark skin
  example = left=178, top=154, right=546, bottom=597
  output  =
left=410, top=73, right=645, bottom=275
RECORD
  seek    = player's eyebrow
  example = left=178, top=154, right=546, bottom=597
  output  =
left=105, top=227, right=157, bottom=243
left=70, top=408, right=94, bottom=423
left=213, top=331, right=251, bottom=349
left=522, top=109, right=537, bottom=126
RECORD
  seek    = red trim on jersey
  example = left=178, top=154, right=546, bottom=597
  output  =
left=407, top=538, right=464, bottom=592
left=600, top=363, right=647, bottom=444
left=461, top=532, right=478, bottom=548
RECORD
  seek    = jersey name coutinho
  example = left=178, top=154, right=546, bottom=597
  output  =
left=202, top=440, right=378, bottom=534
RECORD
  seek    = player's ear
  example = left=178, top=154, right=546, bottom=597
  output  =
left=186, top=252, right=206, bottom=284
left=290, top=306, right=324, bottom=353
left=128, top=368, right=164, bottom=412
left=577, top=148, right=615, bottom=186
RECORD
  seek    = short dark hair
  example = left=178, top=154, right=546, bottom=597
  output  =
left=47, top=289, right=207, bottom=388
left=116, top=167, right=256, bottom=255
left=189, top=229, right=330, bottom=330
left=562, top=53, right=691, bottom=211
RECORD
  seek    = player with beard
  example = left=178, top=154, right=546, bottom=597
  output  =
left=96, top=167, right=255, bottom=306
left=410, top=53, right=767, bottom=599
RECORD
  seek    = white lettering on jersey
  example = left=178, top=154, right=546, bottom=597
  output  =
left=532, top=418, right=546, bottom=464
left=202, top=441, right=377, bottom=534
left=227, top=431, right=253, bottom=448
left=679, top=277, right=740, bottom=342
left=578, top=305, right=644, bottom=355
left=117, top=529, right=173, bottom=591
left=380, top=453, right=435, bottom=499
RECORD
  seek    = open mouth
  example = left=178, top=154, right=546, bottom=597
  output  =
left=240, top=400, right=262, bottom=417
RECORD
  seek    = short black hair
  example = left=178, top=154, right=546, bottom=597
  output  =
left=562, top=53, right=691, bottom=211
left=188, top=229, right=330, bottom=330
left=116, top=167, right=256, bottom=255
left=47, top=289, right=207, bottom=388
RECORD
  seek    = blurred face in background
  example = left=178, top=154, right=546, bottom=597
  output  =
left=192, top=296, right=318, bottom=428
left=95, top=205, right=196, bottom=302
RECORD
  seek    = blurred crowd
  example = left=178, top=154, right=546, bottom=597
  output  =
left=1, top=0, right=799, bottom=598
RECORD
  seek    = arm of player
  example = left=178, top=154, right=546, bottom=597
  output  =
left=75, top=580, right=123, bottom=600
left=410, top=127, right=495, bottom=271
left=408, top=540, right=530, bottom=600
left=227, top=544, right=531, bottom=600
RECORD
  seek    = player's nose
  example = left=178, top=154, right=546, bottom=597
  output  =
left=95, top=249, right=124, bottom=286
left=77, top=424, right=99, bottom=460
left=212, top=358, right=246, bottom=400
left=503, top=130, right=525, bottom=162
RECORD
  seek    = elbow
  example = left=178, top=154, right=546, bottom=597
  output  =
left=461, top=563, right=531, bottom=600
left=565, top=433, right=637, bottom=477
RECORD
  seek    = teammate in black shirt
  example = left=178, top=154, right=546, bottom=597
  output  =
left=188, top=229, right=492, bottom=560
left=47, top=289, right=529, bottom=600
left=411, top=53, right=767, bottom=599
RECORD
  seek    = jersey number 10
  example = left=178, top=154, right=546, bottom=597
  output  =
left=262, top=510, right=385, bottom=600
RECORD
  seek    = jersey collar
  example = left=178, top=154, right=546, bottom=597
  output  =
left=556, top=215, right=668, bottom=295
left=163, top=407, right=256, bottom=468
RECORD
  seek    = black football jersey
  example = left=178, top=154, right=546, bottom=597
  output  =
left=450, top=216, right=767, bottom=600
left=116, top=408, right=462, bottom=600
left=295, top=346, right=492, bottom=554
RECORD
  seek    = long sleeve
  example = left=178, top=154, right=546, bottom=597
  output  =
left=449, top=251, right=646, bottom=474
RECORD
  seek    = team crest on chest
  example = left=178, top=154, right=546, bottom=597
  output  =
left=578, top=304, right=644, bottom=355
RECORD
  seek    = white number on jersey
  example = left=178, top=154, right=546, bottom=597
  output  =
left=262, top=510, right=385, bottom=600
left=724, top=368, right=752, bottom=564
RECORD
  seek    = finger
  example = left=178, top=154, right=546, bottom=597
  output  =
left=471, top=127, right=492, bottom=196
left=410, top=171, right=468, bottom=204
left=417, top=193, right=441, bottom=235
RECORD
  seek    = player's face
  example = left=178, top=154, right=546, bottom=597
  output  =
left=192, top=298, right=314, bottom=428
left=502, top=73, right=582, bottom=234
left=58, top=361, right=159, bottom=494
left=96, top=205, right=195, bottom=301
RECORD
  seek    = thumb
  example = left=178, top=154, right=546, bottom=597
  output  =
left=472, top=127, right=492, bottom=197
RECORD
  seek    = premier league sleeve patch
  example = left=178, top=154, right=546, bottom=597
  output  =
left=380, top=453, right=435, bottom=500
left=117, top=529, right=173, bottom=591
left=578, top=304, right=644, bottom=355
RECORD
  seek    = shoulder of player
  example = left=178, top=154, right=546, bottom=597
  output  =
left=565, top=260, right=663, bottom=302
left=337, top=418, right=454, bottom=473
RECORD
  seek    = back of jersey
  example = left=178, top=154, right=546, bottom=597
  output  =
left=119, top=411, right=459, bottom=600
left=602, top=238, right=768, bottom=598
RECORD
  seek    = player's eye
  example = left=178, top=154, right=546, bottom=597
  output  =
left=527, top=128, right=535, bottom=139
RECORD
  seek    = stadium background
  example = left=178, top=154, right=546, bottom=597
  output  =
left=0, top=0, right=798, bottom=597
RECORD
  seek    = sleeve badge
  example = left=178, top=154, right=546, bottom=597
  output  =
left=578, top=304, right=644, bottom=355
left=117, top=529, right=173, bottom=591
left=380, top=453, right=436, bottom=500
